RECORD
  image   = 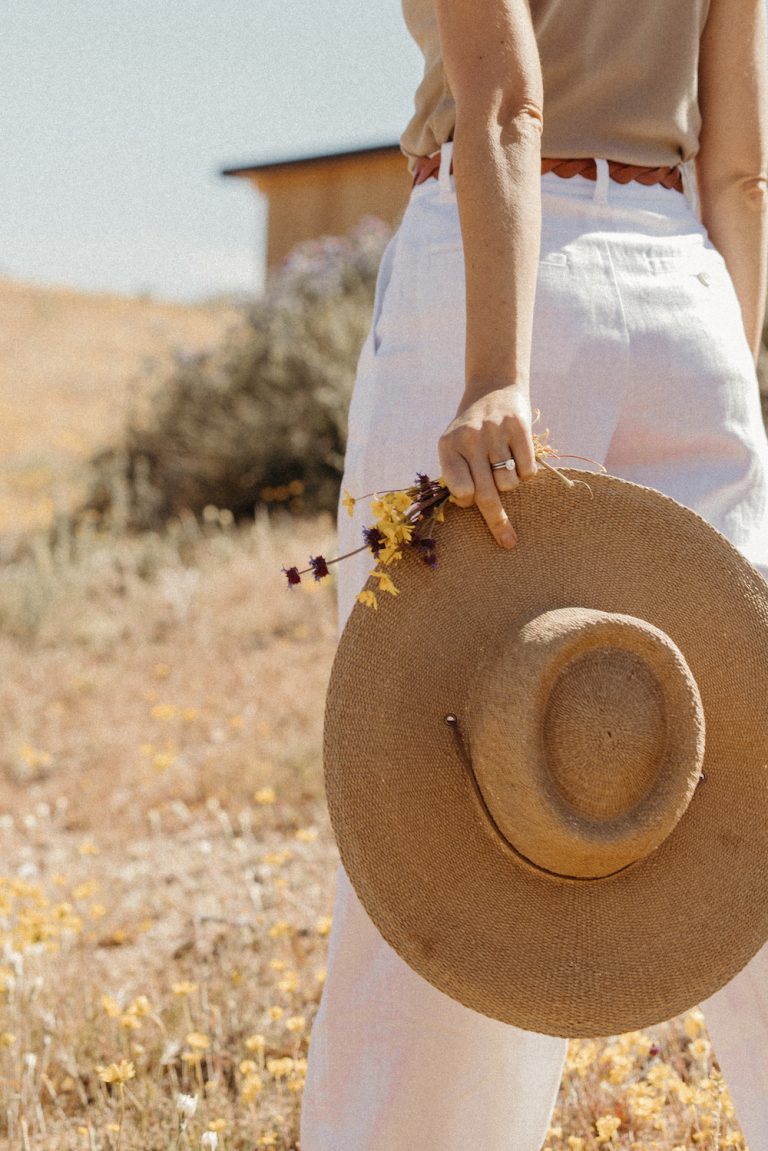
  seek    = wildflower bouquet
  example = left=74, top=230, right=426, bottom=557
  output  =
left=281, top=427, right=598, bottom=609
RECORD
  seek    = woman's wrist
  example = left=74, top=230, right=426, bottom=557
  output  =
left=459, top=376, right=531, bottom=411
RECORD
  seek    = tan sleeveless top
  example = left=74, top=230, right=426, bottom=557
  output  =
left=400, top=0, right=712, bottom=176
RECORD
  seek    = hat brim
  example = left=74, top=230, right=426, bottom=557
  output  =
left=323, top=468, right=768, bottom=1037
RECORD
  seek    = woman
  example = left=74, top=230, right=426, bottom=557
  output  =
left=300, top=0, right=768, bottom=1147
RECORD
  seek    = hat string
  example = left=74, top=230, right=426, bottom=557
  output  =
left=443, top=713, right=647, bottom=884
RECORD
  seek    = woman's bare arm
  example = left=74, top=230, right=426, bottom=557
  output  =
left=434, top=0, right=544, bottom=549
left=696, top=0, right=768, bottom=364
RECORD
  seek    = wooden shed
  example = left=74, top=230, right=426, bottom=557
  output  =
left=221, top=143, right=411, bottom=276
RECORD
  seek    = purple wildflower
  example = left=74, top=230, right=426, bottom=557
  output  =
left=362, top=525, right=387, bottom=557
left=282, top=565, right=301, bottom=587
left=309, top=554, right=330, bottom=581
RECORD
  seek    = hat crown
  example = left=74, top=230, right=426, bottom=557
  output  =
left=467, top=606, right=706, bottom=879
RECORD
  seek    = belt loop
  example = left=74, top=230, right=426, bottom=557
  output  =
left=438, top=140, right=454, bottom=201
left=680, top=158, right=700, bottom=220
left=593, top=158, right=610, bottom=204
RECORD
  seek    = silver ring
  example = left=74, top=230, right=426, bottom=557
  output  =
left=490, top=457, right=517, bottom=472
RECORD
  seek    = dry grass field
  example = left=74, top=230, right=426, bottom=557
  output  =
left=0, top=276, right=754, bottom=1149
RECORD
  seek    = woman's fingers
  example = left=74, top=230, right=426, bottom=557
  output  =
left=437, top=387, right=538, bottom=548
left=471, top=453, right=519, bottom=548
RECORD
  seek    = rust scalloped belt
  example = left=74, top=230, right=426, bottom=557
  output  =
left=411, top=152, right=685, bottom=194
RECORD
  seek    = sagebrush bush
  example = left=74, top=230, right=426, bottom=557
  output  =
left=75, top=216, right=394, bottom=532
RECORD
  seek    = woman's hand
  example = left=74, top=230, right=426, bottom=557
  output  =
left=437, top=383, right=538, bottom=548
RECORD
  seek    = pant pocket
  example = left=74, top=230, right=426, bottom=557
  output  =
left=371, top=229, right=403, bottom=356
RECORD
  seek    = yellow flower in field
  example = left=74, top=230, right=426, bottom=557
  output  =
left=97, top=1059, right=135, bottom=1084
left=208, top=1118, right=227, bottom=1132
left=119, top=1014, right=141, bottom=1031
left=245, top=1033, right=266, bottom=1052
left=567, top=1139, right=585, bottom=1151
left=0, top=1032, right=16, bottom=1047
left=266, top=1056, right=294, bottom=1078
left=241, top=1075, right=264, bottom=1103
left=72, top=881, right=99, bottom=900
left=689, top=1037, right=711, bottom=1061
left=185, top=1032, right=210, bottom=1050
left=684, top=1007, right=705, bottom=1039
left=240, top=1059, right=258, bottom=1075
left=261, top=850, right=293, bottom=865
left=286, top=1016, right=306, bottom=1033
left=295, top=827, right=319, bottom=842
left=100, top=995, right=121, bottom=1018
left=254, top=787, right=277, bottom=805
left=152, top=751, right=176, bottom=771
left=357, top=589, right=378, bottom=610
left=316, top=916, right=332, bottom=936
left=342, top=490, right=356, bottom=517
left=151, top=703, right=177, bottom=720
left=268, top=1006, right=284, bottom=1021
left=595, top=1115, right=621, bottom=1143
left=256, top=1135, right=277, bottom=1148
left=268, top=920, right=292, bottom=938
left=78, top=840, right=99, bottom=856
left=315, top=966, right=327, bottom=984
left=269, top=958, right=287, bottom=972
left=278, top=972, right=300, bottom=994
left=368, top=569, right=400, bottom=596
left=172, top=981, right=198, bottom=996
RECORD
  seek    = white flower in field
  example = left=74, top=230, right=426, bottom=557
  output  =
left=24, top=1053, right=37, bottom=1071
left=176, top=1092, right=198, bottom=1117
left=201, top=1133, right=218, bottom=1150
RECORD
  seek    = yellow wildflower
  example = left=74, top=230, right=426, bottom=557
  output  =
left=268, top=920, right=292, bottom=938
left=241, top=1075, right=264, bottom=1102
left=254, top=787, right=276, bottom=805
left=689, top=1037, right=711, bottom=1062
left=97, top=1060, right=135, bottom=1085
left=368, top=569, right=400, bottom=595
left=266, top=1056, right=294, bottom=1078
left=172, top=981, right=198, bottom=996
left=185, top=1032, right=210, bottom=1050
left=342, top=490, right=356, bottom=517
left=100, top=995, right=121, bottom=1018
left=595, top=1115, right=621, bottom=1143
left=245, top=1034, right=266, bottom=1052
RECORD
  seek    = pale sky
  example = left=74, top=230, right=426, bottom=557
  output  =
left=1, top=1, right=420, bottom=301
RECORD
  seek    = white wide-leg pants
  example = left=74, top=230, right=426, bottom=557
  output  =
left=300, top=142, right=768, bottom=1151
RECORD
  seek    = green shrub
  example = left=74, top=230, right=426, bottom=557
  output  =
left=75, top=216, right=393, bottom=532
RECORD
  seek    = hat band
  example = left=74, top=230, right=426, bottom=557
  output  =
left=444, top=712, right=664, bottom=883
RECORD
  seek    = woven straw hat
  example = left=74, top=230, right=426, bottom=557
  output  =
left=323, top=466, right=768, bottom=1038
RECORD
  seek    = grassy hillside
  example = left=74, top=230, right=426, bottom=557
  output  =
left=0, top=276, right=239, bottom=536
